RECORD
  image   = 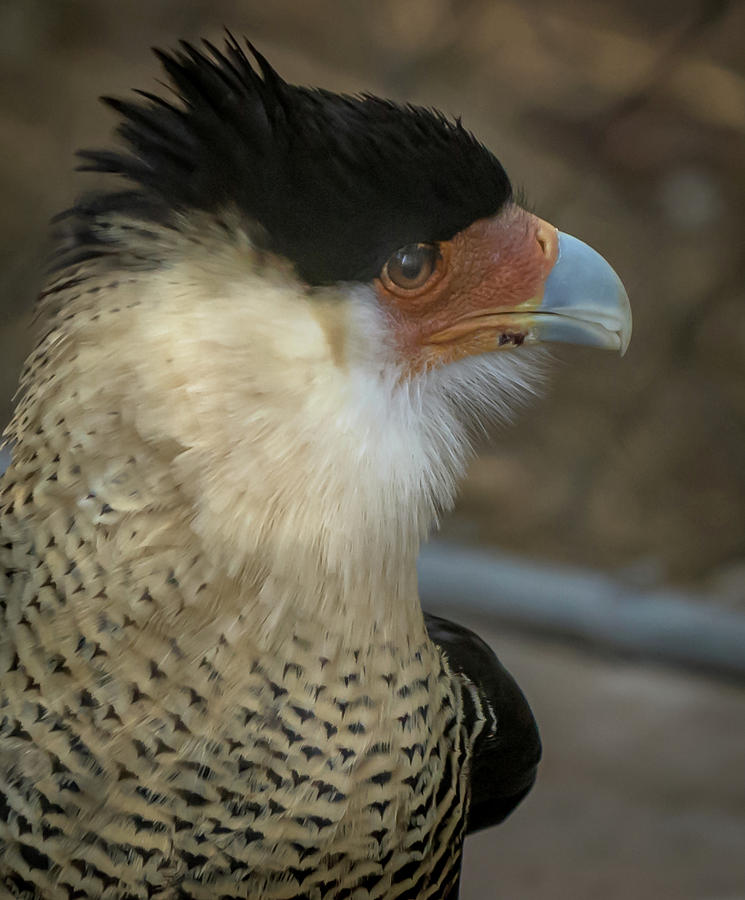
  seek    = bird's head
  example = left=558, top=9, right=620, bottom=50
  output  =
left=19, top=37, right=630, bottom=638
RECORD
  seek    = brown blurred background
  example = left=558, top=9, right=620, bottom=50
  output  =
left=1, top=1, right=744, bottom=898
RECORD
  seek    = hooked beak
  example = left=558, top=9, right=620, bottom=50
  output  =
left=528, top=230, right=631, bottom=355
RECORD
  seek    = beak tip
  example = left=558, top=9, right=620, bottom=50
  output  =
left=617, top=284, right=633, bottom=356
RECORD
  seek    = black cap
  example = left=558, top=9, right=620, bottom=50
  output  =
left=69, top=35, right=513, bottom=287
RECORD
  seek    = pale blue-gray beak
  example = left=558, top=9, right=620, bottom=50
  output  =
left=534, top=231, right=632, bottom=355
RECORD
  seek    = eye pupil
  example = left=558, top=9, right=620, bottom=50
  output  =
left=397, top=249, right=425, bottom=281
left=384, top=243, right=439, bottom=290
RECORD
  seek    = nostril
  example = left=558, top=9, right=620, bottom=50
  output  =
left=534, top=219, right=556, bottom=261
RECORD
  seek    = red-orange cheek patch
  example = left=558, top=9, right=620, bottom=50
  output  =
left=374, top=205, right=558, bottom=373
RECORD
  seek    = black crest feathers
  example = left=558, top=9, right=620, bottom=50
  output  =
left=69, top=35, right=512, bottom=286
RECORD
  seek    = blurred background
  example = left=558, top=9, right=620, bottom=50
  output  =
left=1, top=1, right=744, bottom=897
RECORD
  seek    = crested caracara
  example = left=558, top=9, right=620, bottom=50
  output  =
left=0, top=36, right=631, bottom=900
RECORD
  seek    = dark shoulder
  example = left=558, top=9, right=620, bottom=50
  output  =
left=424, top=612, right=541, bottom=833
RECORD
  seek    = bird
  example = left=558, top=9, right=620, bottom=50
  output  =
left=0, top=35, right=631, bottom=900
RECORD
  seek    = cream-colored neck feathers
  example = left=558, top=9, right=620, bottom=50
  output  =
left=11, top=216, right=542, bottom=651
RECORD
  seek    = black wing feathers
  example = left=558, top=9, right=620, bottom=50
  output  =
left=424, top=613, right=541, bottom=834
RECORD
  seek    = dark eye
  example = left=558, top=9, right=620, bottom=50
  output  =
left=383, top=243, right=440, bottom=290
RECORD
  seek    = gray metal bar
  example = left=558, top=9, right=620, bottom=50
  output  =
left=419, top=542, right=745, bottom=681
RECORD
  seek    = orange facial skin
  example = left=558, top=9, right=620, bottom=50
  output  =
left=374, top=205, right=558, bottom=373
